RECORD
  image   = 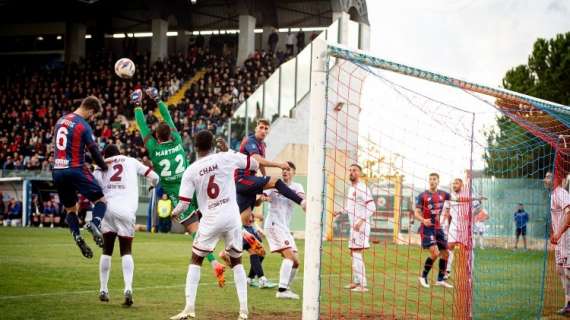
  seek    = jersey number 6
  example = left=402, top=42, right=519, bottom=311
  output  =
left=207, top=175, right=220, bottom=199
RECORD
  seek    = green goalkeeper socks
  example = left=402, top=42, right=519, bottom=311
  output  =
left=191, top=232, right=216, bottom=263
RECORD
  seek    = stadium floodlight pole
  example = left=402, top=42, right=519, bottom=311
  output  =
left=302, top=38, right=327, bottom=320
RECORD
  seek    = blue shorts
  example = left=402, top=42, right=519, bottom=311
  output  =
left=420, top=226, right=448, bottom=250
left=243, top=225, right=262, bottom=250
left=235, top=175, right=270, bottom=213
left=516, top=226, right=527, bottom=236
left=52, top=167, right=104, bottom=208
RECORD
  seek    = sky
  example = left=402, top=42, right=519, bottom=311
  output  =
left=353, top=0, right=570, bottom=188
left=367, top=0, right=570, bottom=88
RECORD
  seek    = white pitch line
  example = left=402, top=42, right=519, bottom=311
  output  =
left=0, top=271, right=437, bottom=301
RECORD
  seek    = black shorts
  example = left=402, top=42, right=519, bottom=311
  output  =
left=235, top=175, right=271, bottom=213
left=52, top=167, right=104, bottom=208
left=421, top=226, right=448, bottom=250
left=516, top=226, right=527, bottom=236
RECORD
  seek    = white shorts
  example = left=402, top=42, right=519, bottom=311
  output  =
left=266, top=226, right=297, bottom=253
left=447, top=225, right=468, bottom=245
left=448, top=226, right=459, bottom=244
left=349, top=228, right=370, bottom=249
left=193, top=222, right=243, bottom=258
left=474, top=222, right=486, bottom=234
left=101, top=211, right=135, bottom=238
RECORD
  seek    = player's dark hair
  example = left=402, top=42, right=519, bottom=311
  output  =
left=350, top=163, right=362, bottom=172
left=257, top=119, right=270, bottom=127
left=103, top=144, right=120, bottom=158
left=195, top=130, right=213, bottom=152
left=81, top=96, right=102, bottom=113
left=429, top=172, right=440, bottom=179
left=287, top=161, right=296, bottom=171
left=156, top=122, right=171, bottom=142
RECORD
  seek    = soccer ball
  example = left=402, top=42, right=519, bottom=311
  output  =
left=114, top=58, right=135, bottom=79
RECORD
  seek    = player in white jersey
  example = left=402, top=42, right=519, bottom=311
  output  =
left=93, top=144, right=159, bottom=306
left=261, top=161, right=305, bottom=299
left=442, top=177, right=488, bottom=279
left=545, top=171, right=570, bottom=315
left=170, top=131, right=255, bottom=320
left=334, top=164, right=376, bottom=292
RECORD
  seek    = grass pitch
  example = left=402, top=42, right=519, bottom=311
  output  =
left=0, top=228, right=553, bottom=319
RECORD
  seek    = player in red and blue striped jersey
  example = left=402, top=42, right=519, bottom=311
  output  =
left=414, top=172, right=453, bottom=288
left=236, top=119, right=305, bottom=221
left=235, top=120, right=306, bottom=257
left=52, top=96, right=108, bottom=259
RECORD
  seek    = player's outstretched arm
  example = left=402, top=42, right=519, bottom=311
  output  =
left=132, top=89, right=154, bottom=144
left=157, top=100, right=176, bottom=130
left=250, top=154, right=289, bottom=170
left=145, top=87, right=176, bottom=131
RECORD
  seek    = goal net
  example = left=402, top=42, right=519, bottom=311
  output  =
left=303, top=43, right=570, bottom=320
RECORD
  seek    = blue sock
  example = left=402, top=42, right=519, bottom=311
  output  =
left=65, top=213, right=80, bottom=238
left=91, top=202, right=107, bottom=228
left=275, top=179, right=303, bottom=205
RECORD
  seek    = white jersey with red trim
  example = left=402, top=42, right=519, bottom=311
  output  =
left=551, top=186, right=570, bottom=264
left=178, top=152, right=258, bottom=226
left=264, top=182, right=304, bottom=231
left=94, top=155, right=153, bottom=218
left=345, top=181, right=375, bottom=224
left=344, top=181, right=375, bottom=249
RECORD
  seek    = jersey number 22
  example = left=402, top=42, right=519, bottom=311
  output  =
left=159, top=154, right=184, bottom=177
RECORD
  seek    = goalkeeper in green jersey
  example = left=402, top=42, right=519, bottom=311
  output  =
left=131, top=87, right=226, bottom=287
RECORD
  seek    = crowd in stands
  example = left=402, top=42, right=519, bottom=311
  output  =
left=0, top=40, right=295, bottom=226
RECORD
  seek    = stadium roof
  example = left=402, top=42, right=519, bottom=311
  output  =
left=0, top=0, right=369, bottom=35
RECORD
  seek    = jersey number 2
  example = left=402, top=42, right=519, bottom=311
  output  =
left=110, top=164, right=123, bottom=182
left=207, top=175, right=220, bottom=199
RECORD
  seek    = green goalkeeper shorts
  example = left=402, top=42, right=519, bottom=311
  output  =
left=166, top=191, right=199, bottom=225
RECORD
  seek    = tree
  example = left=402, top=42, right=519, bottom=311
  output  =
left=484, top=32, right=570, bottom=178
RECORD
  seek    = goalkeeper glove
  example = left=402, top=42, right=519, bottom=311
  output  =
left=130, top=89, right=143, bottom=107
left=145, top=87, right=159, bottom=102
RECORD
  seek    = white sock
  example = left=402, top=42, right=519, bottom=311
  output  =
left=122, top=255, right=134, bottom=293
left=352, top=252, right=366, bottom=287
left=479, top=235, right=485, bottom=248
left=447, top=250, right=454, bottom=274
left=233, top=264, right=248, bottom=315
left=184, top=264, right=201, bottom=314
left=99, top=255, right=111, bottom=293
left=279, top=259, right=294, bottom=289
left=288, top=267, right=298, bottom=289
